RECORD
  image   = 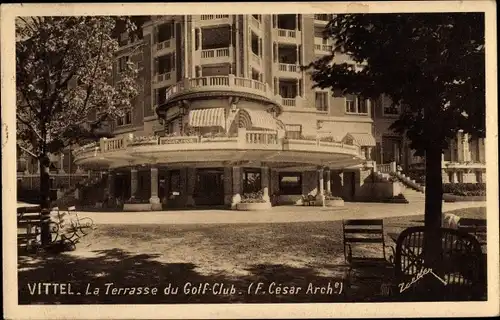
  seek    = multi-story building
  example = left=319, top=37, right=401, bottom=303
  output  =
left=18, top=14, right=486, bottom=209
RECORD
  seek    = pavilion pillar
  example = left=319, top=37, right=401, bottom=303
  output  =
left=261, top=166, right=270, bottom=203
left=223, top=166, right=233, bottom=205
left=325, top=169, right=331, bottom=194
left=318, top=167, right=325, bottom=206
left=130, top=168, right=138, bottom=200
left=107, top=170, right=115, bottom=200
left=150, top=166, right=162, bottom=210
left=231, top=166, right=241, bottom=210
left=186, top=167, right=196, bottom=207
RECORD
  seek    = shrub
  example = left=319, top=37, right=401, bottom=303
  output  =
left=240, top=191, right=266, bottom=203
left=442, top=183, right=486, bottom=195
left=323, top=191, right=343, bottom=201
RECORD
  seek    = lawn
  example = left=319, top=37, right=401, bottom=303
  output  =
left=18, top=206, right=486, bottom=304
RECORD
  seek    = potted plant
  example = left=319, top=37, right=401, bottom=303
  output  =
left=236, top=191, right=272, bottom=211
left=323, top=192, right=345, bottom=207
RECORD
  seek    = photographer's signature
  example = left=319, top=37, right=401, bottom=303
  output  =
left=398, top=267, right=448, bottom=293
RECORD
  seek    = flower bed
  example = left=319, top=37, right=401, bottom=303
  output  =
left=123, top=198, right=152, bottom=211
left=236, top=191, right=271, bottom=210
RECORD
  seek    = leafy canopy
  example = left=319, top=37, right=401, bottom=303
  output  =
left=306, top=13, right=485, bottom=154
left=16, top=16, right=140, bottom=158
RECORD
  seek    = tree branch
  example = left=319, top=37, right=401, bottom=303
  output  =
left=17, top=144, right=38, bottom=158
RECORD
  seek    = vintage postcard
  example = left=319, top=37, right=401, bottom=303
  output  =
left=2, top=1, right=499, bottom=319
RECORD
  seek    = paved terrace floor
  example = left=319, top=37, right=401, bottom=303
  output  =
left=76, top=201, right=487, bottom=225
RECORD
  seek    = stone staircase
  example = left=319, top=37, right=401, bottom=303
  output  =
left=375, top=162, right=426, bottom=203
left=401, top=187, right=426, bottom=203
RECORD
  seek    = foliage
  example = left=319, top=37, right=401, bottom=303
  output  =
left=124, top=198, right=151, bottom=204
left=443, top=183, right=486, bottom=196
left=306, top=13, right=485, bottom=154
left=240, top=191, right=266, bottom=203
left=16, top=16, right=140, bottom=158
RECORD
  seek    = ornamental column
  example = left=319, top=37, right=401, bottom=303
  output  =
left=130, top=168, right=138, bottom=200
left=261, top=166, right=270, bottom=203
left=231, top=166, right=241, bottom=210
left=325, top=169, right=331, bottom=194
left=150, top=166, right=162, bottom=210
left=318, top=167, right=325, bottom=206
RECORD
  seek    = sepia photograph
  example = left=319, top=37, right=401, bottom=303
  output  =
left=2, top=1, right=499, bottom=319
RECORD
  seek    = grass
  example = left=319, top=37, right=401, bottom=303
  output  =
left=18, top=206, right=486, bottom=304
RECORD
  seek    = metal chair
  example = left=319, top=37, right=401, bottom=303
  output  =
left=393, top=226, right=486, bottom=301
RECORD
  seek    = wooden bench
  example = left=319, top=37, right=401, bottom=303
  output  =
left=457, top=218, right=487, bottom=245
left=17, top=206, right=42, bottom=248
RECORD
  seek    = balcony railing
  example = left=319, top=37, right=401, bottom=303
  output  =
left=281, top=98, right=296, bottom=107
left=156, top=39, right=172, bottom=51
left=74, top=130, right=361, bottom=162
left=277, top=29, right=297, bottom=38
left=278, top=63, right=299, bottom=72
left=201, top=47, right=231, bottom=60
left=314, top=14, right=332, bottom=22
left=164, top=75, right=273, bottom=102
left=200, top=15, right=230, bottom=20
left=154, top=72, right=172, bottom=83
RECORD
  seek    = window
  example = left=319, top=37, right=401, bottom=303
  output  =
left=345, top=95, right=369, bottom=114
left=118, top=56, right=129, bottom=73
left=116, top=110, right=132, bottom=127
left=345, top=95, right=356, bottom=113
left=285, top=124, right=302, bottom=139
left=315, top=92, right=328, bottom=112
left=279, top=173, right=302, bottom=195
left=243, top=169, right=261, bottom=194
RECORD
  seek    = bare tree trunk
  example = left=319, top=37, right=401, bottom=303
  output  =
left=39, top=154, right=52, bottom=245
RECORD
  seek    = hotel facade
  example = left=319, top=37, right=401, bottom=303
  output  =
left=17, top=14, right=487, bottom=209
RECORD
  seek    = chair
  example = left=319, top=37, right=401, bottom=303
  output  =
left=342, top=219, right=394, bottom=299
left=457, top=218, right=487, bottom=246
left=393, top=226, right=486, bottom=301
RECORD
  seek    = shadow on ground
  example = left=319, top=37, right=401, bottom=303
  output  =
left=18, top=248, right=394, bottom=304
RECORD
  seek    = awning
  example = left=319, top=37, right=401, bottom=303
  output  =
left=188, top=108, right=225, bottom=128
left=344, top=132, right=376, bottom=146
left=243, top=109, right=278, bottom=130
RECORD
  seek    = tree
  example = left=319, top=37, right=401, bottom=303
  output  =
left=306, top=13, right=485, bottom=290
left=16, top=16, right=140, bottom=245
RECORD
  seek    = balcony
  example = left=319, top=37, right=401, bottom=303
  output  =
left=274, top=28, right=301, bottom=45
left=73, top=129, right=363, bottom=169
left=200, top=47, right=232, bottom=64
left=276, top=63, right=301, bottom=78
left=250, top=15, right=261, bottom=31
left=314, top=14, right=333, bottom=25
left=251, top=52, right=262, bottom=67
left=153, top=72, right=174, bottom=88
left=154, top=38, right=175, bottom=57
left=162, top=75, right=279, bottom=108
left=198, top=15, right=232, bottom=27
left=314, top=38, right=333, bottom=55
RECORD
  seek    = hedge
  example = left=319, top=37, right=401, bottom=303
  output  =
left=442, top=183, right=486, bottom=196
